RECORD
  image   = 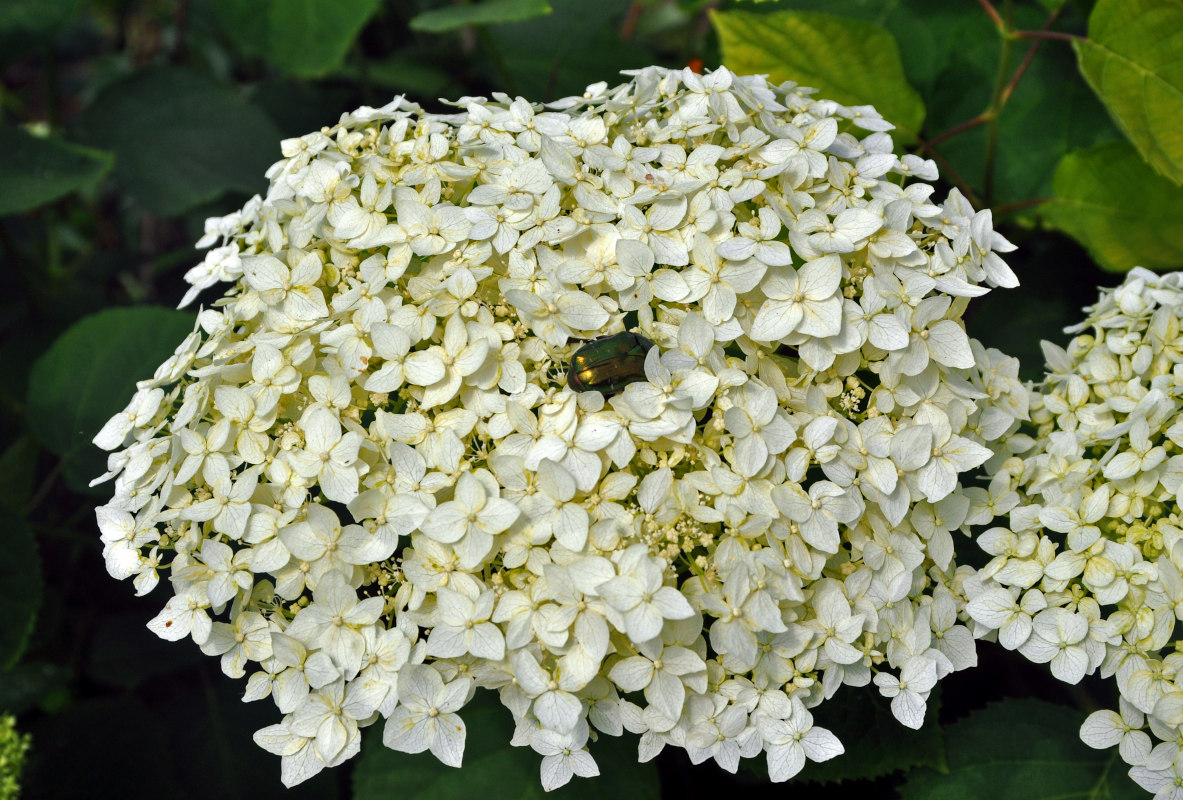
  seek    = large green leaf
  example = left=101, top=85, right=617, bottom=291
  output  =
left=353, top=690, right=659, bottom=800
left=25, top=307, right=195, bottom=477
left=410, top=0, right=552, bottom=32
left=899, top=698, right=1142, bottom=800
left=0, top=507, right=41, bottom=670
left=213, top=0, right=383, bottom=78
left=73, top=67, right=280, bottom=216
left=931, top=8, right=1120, bottom=207
left=1077, top=0, right=1183, bottom=185
left=1041, top=141, right=1183, bottom=271
left=711, top=8, right=925, bottom=143
left=742, top=0, right=992, bottom=100
left=485, top=0, right=650, bottom=102
left=0, top=127, right=112, bottom=215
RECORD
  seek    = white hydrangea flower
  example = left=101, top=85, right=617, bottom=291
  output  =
left=91, top=65, right=1023, bottom=788
left=966, top=267, right=1183, bottom=797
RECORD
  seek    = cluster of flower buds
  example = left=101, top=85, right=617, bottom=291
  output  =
left=966, top=267, right=1183, bottom=795
left=93, top=65, right=1026, bottom=789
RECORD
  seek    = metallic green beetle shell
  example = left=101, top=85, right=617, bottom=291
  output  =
left=566, top=332, right=655, bottom=395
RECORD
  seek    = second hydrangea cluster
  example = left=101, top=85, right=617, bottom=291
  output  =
left=92, top=65, right=1027, bottom=789
left=966, top=268, right=1183, bottom=795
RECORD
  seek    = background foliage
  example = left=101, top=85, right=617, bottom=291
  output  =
left=2, top=0, right=1179, bottom=797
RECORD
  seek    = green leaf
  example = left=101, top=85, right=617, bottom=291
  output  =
left=212, top=0, right=383, bottom=78
left=0, top=0, right=80, bottom=39
left=735, top=0, right=989, bottom=100
left=354, top=690, right=659, bottom=800
left=1077, top=0, right=1183, bottom=185
left=899, top=698, right=1143, bottom=800
left=25, top=306, right=195, bottom=474
left=931, top=7, right=1120, bottom=207
left=0, top=127, right=112, bottom=215
left=796, top=687, right=946, bottom=783
left=346, top=54, right=455, bottom=97
left=0, top=661, right=69, bottom=715
left=1041, top=141, right=1183, bottom=271
left=711, top=8, right=925, bottom=143
left=0, top=436, right=39, bottom=509
left=0, top=507, right=41, bottom=670
left=73, top=67, right=280, bottom=216
left=84, top=611, right=205, bottom=690
left=410, top=0, right=552, bottom=32
left=485, top=0, right=650, bottom=102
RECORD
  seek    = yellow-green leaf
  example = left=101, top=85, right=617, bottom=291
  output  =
left=1041, top=141, right=1183, bottom=272
left=711, top=8, right=925, bottom=144
left=1076, top=0, right=1183, bottom=185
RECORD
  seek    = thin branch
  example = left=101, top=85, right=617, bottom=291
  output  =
left=1012, top=29, right=1083, bottom=42
left=24, top=460, right=63, bottom=517
left=998, top=6, right=1062, bottom=107
left=924, top=112, right=993, bottom=151
left=975, top=0, right=1006, bottom=31
left=619, top=1, right=643, bottom=42
left=992, top=196, right=1051, bottom=215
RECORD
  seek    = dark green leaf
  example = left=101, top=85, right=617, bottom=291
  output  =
left=932, top=13, right=1121, bottom=207
left=25, top=306, right=195, bottom=469
left=73, top=67, right=280, bottom=216
left=0, top=436, right=39, bottom=509
left=1041, top=141, right=1183, bottom=271
left=354, top=690, right=659, bottom=800
left=247, top=78, right=356, bottom=139
left=485, top=0, right=650, bottom=101
left=410, top=0, right=552, bottom=32
left=899, top=698, right=1142, bottom=800
left=1077, top=0, right=1183, bottom=185
left=0, top=0, right=80, bottom=40
left=84, top=611, right=206, bottom=690
left=797, top=686, right=945, bottom=783
left=0, top=507, right=40, bottom=670
left=213, top=0, right=384, bottom=78
left=346, top=54, right=455, bottom=97
left=712, top=8, right=925, bottom=143
left=0, top=127, right=112, bottom=215
left=0, top=661, right=69, bottom=715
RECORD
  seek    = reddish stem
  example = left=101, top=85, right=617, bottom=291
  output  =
left=976, top=0, right=1006, bottom=31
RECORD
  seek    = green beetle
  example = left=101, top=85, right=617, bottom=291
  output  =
left=566, top=331, right=655, bottom=395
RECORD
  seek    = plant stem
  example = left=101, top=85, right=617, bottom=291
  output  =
left=24, top=460, right=63, bottom=516
left=992, top=196, right=1050, bottom=216
left=1013, top=29, right=1082, bottom=42
left=925, top=112, right=993, bottom=150
left=975, top=0, right=1006, bottom=32
left=983, top=0, right=1017, bottom=206
left=619, top=1, right=643, bottom=41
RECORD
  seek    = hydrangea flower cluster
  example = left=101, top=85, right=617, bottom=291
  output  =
left=964, top=267, right=1183, bottom=798
left=92, top=65, right=1027, bottom=790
